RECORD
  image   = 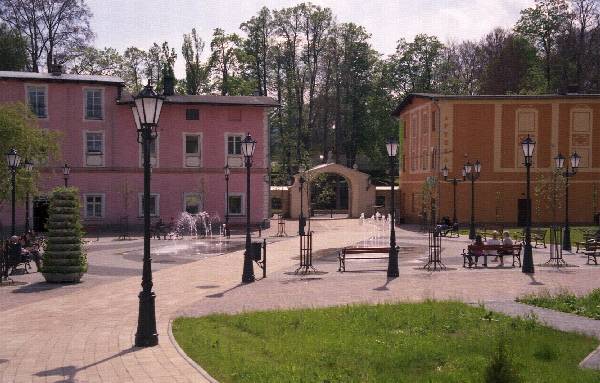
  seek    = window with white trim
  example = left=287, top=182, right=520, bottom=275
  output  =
left=228, top=194, right=244, bottom=215
left=139, top=135, right=159, bottom=167
left=139, top=193, right=159, bottom=217
left=27, top=86, right=47, bottom=118
left=184, top=134, right=201, bottom=167
left=85, top=194, right=104, bottom=218
left=85, top=89, right=103, bottom=120
left=227, top=135, right=243, bottom=155
left=86, top=132, right=103, bottom=154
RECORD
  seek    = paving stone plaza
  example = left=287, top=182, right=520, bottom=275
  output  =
left=2, top=218, right=600, bottom=382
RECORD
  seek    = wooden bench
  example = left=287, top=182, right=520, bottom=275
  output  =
left=584, top=243, right=600, bottom=265
left=338, top=247, right=394, bottom=272
left=576, top=232, right=600, bottom=253
left=439, top=223, right=460, bottom=238
left=462, top=244, right=522, bottom=268
left=531, top=229, right=547, bottom=248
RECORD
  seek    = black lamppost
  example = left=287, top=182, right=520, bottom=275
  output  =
left=62, top=163, right=70, bottom=187
left=521, top=135, right=536, bottom=274
left=23, top=159, right=33, bottom=232
left=224, top=164, right=231, bottom=238
left=132, top=82, right=164, bottom=347
left=554, top=152, right=580, bottom=251
left=241, top=133, right=256, bottom=284
left=6, top=148, right=21, bottom=236
left=464, top=160, right=481, bottom=240
left=442, top=165, right=466, bottom=224
left=386, top=138, right=399, bottom=278
left=298, top=166, right=306, bottom=236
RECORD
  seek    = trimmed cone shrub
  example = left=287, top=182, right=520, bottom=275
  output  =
left=42, top=187, right=87, bottom=283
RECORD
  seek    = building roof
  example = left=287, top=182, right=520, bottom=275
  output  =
left=119, top=93, right=279, bottom=107
left=0, top=70, right=124, bottom=85
left=391, top=92, right=600, bottom=117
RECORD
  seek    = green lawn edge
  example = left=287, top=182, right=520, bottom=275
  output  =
left=518, top=288, right=600, bottom=320
left=172, top=301, right=600, bottom=383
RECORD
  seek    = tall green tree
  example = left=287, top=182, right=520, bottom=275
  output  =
left=0, top=103, right=60, bottom=206
left=69, top=46, right=123, bottom=76
left=182, top=28, right=209, bottom=95
left=240, top=7, right=272, bottom=96
left=0, top=23, right=28, bottom=70
left=515, top=0, right=571, bottom=90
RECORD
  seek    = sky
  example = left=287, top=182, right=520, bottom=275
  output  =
left=87, top=0, right=535, bottom=77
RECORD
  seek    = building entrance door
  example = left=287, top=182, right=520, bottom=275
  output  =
left=517, top=198, right=529, bottom=227
left=33, top=197, right=49, bottom=232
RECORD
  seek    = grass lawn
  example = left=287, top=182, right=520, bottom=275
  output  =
left=518, top=288, right=600, bottom=320
left=172, top=301, right=600, bottom=383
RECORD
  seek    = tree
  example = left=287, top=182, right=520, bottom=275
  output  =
left=208, top=28, right=252, bottom=95
left=0, top=0, right=46, bottom=72
left=0, top=0, right=93, bottom=71
left=515, top=0, right=571, bottom=90
left=240, top=7, right=272, bottom=96
left=40, top=0, right=94, bottom=68
left=69, top=46, right=123, bottom=76
left=182, top=28, right=209, bottom=95
left=0, top=22, right=28, bottom=70
left=122, top=47, right=147, bottom=94
left=0, top=103, right=60, bottom=206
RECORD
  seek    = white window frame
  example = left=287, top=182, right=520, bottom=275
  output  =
left=25, top=84, right=48, bottom=119
left=139, top=133, right=159, bottom=168
left=227, top=192, right=245, bottom=216
left=83, top=130, right=105, bottom=167
left=83, top=193, right=105, bottom=219
left=83, top=87, right=104, bottom=121
left=183, top=192, right=203, bottom=214
left=138, top=193, right=160, bottom=217
left=225, top=133, right=244, bottom=168
left=182, top=133, right=202, bottom=168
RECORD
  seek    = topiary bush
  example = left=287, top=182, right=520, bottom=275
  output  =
left=42, top=187, right=87, bottom=283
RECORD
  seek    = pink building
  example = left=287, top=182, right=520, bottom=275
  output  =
left=0, top=70, right=278, bottom=234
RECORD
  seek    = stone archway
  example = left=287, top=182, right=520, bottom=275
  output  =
left=289, top=163, right=375, bottom=218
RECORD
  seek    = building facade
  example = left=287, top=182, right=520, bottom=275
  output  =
left=393, top=93, right=600, bottom=225
left=0, top=70, right=277, bottom=233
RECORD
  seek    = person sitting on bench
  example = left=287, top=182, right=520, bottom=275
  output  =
left=466, top=235, right=484, bottom=267
left=496, top=231, right=513, bottom=267
left=486, top=231, right=502, bottom=265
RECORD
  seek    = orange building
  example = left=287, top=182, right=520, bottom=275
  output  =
left=392, top=93, right=600, bottom=226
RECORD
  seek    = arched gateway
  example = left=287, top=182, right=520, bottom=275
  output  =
left=288, top=163, right=375, bottom=219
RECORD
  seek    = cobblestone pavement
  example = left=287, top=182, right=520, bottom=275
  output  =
left=2, top=219, right=600, bottom=382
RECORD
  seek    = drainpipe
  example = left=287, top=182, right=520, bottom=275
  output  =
left=432, top=97, right=442, bottom=226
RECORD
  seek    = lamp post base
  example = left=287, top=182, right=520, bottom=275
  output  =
left=387, top=247, right=399, bottom=278
left=562, top=227, right=572, bottom=252
left=242, top=253, right=255, bottom=284
left=469, top=224, right=476, bottom=240
left=135, top=291, right=158, bottom=347
left=522, top=244, right=535, bottom=274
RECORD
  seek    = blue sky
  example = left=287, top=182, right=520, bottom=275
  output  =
left=88, top=0, right=534, bottom=76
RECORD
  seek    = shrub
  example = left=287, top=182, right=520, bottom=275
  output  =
left=42, top=187, right=87, bottom=283
left=484, top=336, right=521, bottom=383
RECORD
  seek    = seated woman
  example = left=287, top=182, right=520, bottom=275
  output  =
left=497, top=231, right=513, bottom=267
left=466, top=235, right=484, bottom=267
left=486, top=231, right=502, bottom=265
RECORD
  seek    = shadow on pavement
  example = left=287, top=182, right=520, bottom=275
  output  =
left=34, top=347, right=136, bottom=383
left=206, top=283, right=244, bottom=298
left=11, top=282, right=65, bottom=294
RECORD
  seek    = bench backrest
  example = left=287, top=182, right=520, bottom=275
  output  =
left=468, top=244, right=521, bottom=252
left=343, top=247, right=390, bottom=254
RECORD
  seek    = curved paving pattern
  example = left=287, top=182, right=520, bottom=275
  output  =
left=2, top=220, right=600, bottom=382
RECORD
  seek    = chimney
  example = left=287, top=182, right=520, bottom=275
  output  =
left=163, top=73, right=175, bottom=96
left=566, top=84, right=579, bottom=94
left=50, top=60, right=63, bottom=76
